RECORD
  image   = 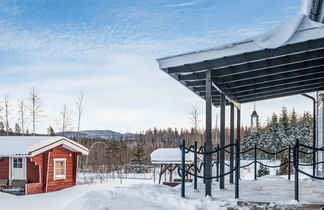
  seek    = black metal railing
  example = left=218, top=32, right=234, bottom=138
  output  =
left=178, top=140, right=240, bottom=198
left=293, top=139, right=324, bottom=201
left=217, top=144, right=292, bottom=181
left=178, top=139, right=324, bottom=201
left=178, top=140, right=295, bottom=199
left=239, top=145, right=291, bottom=180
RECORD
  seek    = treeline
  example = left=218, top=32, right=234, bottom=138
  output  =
left=241, top=106, right=313, bottom=161
left=79, top=106, right=313, bottom=172
left=75, top=126, right=251, bottom=172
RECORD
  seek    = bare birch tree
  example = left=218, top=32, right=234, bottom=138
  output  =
left=189, top=105, right=200, bottom=141
left=76, top=92, right=85, bottom=140
left=0, top=98, right=3, bottom=127
left=27, top=88, right=43, bottom=135
left=3, top=94, right=11, bottom=136
left=18, top=100, right=27, bottom=135
left=57, top=104, right=73, bottom=133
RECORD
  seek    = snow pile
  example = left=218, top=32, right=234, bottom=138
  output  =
left=64, top=184, right=237, bottom=210
left=253, top=0, right=323, bottom=49
left=299, top=0, right=313, bottom=16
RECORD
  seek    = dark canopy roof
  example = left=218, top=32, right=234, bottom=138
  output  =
left=157, top=22, right=324, bottom=107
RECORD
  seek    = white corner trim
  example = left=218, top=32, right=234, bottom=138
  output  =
left=8, top=157, right=11, bottom=185
left=45, top=152, right=51, bottom=193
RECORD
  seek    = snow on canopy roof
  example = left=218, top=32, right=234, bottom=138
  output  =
left=0, top=136, right=89, bottom=157
left=157, top=0, right=324, bottom=69
left=150, top=148, right=195, bottom=164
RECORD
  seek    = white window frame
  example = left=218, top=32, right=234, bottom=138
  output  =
left=13, top=157, right=23, bottom=168
left=53, top=158, right=66, bottom=180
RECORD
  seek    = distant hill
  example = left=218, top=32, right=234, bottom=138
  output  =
left=59, top=130, right=137, bottom=141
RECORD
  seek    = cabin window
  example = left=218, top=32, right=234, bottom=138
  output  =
left=13, top=157, right=23, bottom=168
left=54, top=158, right=66, bottom=180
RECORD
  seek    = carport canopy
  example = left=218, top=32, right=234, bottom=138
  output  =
left=156, top=19, right=324, bottom=107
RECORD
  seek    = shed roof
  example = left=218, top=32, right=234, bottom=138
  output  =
left=0, top=136, right=89, bottom=157
left=150, top=148, right=195, bottom=164
left=157, top=15, right=324, bottom=106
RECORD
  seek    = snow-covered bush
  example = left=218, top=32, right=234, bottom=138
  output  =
left=257, top=165, right=270, bottom=177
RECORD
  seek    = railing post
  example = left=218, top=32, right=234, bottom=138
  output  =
left=194, top=141, right=198, bottom=190
left=181, top=139, right=186, bottom=198
left=203, top=143, right=206, bottom=184
left=288, top=145, right=291, bottom=181
left=216, top=144, right=219, bottom=182
left=294, top=139, right=299, bottom=201
left=235, top=142, right=240, bottom=198
left=254, top=145, right=257, bottom=180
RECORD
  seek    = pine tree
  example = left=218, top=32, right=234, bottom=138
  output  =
left=279, top=106, right=289, bottom=131
left=131, top=141, right=146, bottom=165
left=267, top=113, right=281, bottom=154
left=15, top=123, right=21, bottom=134
left=47, top=126, right=55, bottom=136
left=290, top=108, right=298, bottom=126
left=106, top=141, right=121, bottom=172
left=0, top=122, right=4, bottom=132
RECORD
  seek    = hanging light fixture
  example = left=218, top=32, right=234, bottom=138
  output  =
left=251, top=90, right=259, bottom=133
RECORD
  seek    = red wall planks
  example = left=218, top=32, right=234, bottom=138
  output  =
left=45, top=146, right=79, bottom=193
left=27, top=158, right=40, bottom=183
left=0, top=157, right=9, bottom=179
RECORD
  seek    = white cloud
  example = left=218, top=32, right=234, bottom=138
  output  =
left=165, top=1, right=199, bottom=8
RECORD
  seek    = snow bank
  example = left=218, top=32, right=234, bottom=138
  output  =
left=0, top=160, right=322, bottom=210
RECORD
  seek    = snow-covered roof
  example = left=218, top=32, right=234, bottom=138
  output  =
left=157, top=15, right=324, bottom=69
left=150, top=148, right=195, bottom=164
left=0, top=136, right=89, bottom=157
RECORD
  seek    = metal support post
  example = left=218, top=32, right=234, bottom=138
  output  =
left=220, top=93, right=225, bottom=189
left=235, top=141, right=240, bottom=199
left=301, top=94, right=316, bottom=176
left=235, top=106, right=241, bottom=198
left=216, top=144, right=219, bottom=182
left=205, top=69, right=212, bottom=196
left=230, top=103, right=234, bottom=184
left=181, top=139, right=185, bottom=198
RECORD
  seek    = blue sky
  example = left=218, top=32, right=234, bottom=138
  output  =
left=0, top=0, right=312, bottom=134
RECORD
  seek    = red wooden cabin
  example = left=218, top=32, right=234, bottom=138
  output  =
left=0, top=136, right=88, bottom=195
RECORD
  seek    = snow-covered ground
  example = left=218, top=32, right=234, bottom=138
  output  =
left=0, top=160, right=323, bottom=210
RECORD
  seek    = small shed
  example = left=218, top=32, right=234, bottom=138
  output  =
left=0, top=136, right=88, bottom=195
left=151, top=148, right=200, bottom=186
